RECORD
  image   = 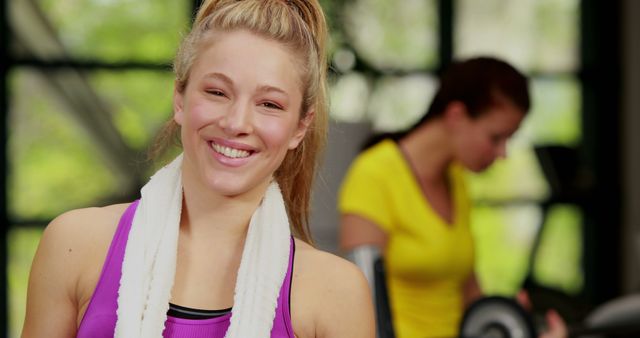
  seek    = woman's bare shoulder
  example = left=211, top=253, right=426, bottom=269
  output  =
left=33, top=203, right=129, bottom=286
left=292, top=239, right=375, bottom=338
left=51, top=202, right=131, bottom=226
left=23, top=203, right=133, bottom=336
left=42, top=203, right=131, bottom=248
left=293, top=239, right=366, bottom=280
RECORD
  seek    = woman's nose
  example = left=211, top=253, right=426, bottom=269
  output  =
left=219, top=101, right=253, bottom=136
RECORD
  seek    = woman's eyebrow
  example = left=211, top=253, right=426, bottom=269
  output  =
left=203, top=72, right=234, bottom=87
left=256, top=84, right=288, bottom=96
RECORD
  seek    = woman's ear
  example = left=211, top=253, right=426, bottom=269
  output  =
left=173, top=85, right=184, bottom=126
left=443, top=101, right=470, bottom=130
left=288, top=111, right=314, bottom=149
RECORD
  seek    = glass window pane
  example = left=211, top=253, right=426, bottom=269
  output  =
left=9, top=69, right=122, bottom=219
left=467, top=146, right=551, bottom=202
left=330, top=71, right=372, bottom=123
left=33, top=0, right=189, bottom=62
left=454, top=0, right=579, bottom=73
left=516, top=77, right=582, bottom=146
left=9, top=227, right=43, bottom=338
left=90, top=70, right=175, bottom=150
left=367, top=74, right=437, bottom=131
left=472, top=205, right=543, bottom=295
left=533, top=204, right=583, bottom=294
left=344, top=0, right=438, bottom=70
left=318, top=0, right=347, bottom=50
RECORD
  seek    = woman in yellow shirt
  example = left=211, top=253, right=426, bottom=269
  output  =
left=339, top=57, right=566, bottom=338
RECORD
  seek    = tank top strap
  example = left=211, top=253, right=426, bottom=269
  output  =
left=271, top=236, right=296, bottom=336
left=77, top=200, right=139, bottom=336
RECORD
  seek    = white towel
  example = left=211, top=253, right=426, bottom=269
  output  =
left=115, top=153, right=292, bottom=338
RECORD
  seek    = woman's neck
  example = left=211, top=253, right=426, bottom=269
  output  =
left=398, top=120, right=454, bottom=184
left=179, top=170, right=269, bottom=242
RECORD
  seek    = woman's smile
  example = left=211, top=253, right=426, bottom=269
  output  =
left=211, top=143, right=251, bottom=159
left=208, top=139, right=256, bottom=167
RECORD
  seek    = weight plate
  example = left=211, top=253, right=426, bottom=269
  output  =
left=460, top=296, right=537, bottom=338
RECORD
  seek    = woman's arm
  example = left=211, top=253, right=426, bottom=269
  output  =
left=339, top=214, right=388, bottom=294
left=319, top=258, right=376, bottom=338
left=294, top=246, right=375, bottom=338
left=22, top=211, right=88, bottom=338
left=463, top=274, right=483, bottom=308
left=339, top=214, right=387, bottom=252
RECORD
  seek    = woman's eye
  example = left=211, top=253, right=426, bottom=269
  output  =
left=261, top=102, right=282, bottom=110
left=206, top=89, right=225, bottom=97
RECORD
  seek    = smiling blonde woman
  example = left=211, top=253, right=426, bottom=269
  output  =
left=22, top=1, right=375, bottom=337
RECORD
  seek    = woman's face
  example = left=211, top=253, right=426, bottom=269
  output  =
left=174, top=29, right=311, bottom=197
left=452, top=101, right=525, bottom=172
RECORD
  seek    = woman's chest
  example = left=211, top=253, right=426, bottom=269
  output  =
left=385, top=223, right=475, bottom=282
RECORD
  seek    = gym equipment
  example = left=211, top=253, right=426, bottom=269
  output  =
left=374, top=258, right=395, bottom=338
left=460, top=297, right=537, bottom=338
left=371, top=240, right=640, bottom=338
left=460, top=294, right=640, bottom=338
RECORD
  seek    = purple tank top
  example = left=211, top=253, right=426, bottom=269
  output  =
left=77, top=201, right=296, bottom=338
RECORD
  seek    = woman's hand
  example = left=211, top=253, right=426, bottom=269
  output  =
left=517, top=290, right=568, bottom=338
left=539, top=310, right=568, bottom=338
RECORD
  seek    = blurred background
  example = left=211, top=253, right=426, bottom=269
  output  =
left=1, top=0, right=638, bottom=336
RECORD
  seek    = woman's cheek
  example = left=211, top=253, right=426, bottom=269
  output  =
left=256, top=116, right=296, bottom=146
left=189, top=101, right=221, bottom=127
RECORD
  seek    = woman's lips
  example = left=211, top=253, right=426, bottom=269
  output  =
left=211, top=142, right=251, bottom=158
left=208, top=140, right=256, bottom=167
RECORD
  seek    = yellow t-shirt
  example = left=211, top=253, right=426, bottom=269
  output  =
left=338, top=139, right=475, bottom=338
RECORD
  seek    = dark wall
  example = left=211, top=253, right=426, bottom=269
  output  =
left=622, top=0, right=640, bottom=293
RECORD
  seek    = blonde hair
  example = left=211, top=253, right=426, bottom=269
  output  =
left=152, top=0, right=329, bottom=243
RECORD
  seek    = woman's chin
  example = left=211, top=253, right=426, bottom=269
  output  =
left=203, top=175, right=269, bottom=199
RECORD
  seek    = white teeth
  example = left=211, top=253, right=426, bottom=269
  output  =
left=212, top=143, right=250, bottom=158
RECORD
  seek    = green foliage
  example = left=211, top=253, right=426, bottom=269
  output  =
left=9, top=70, right=120, bottom=219
left=471, top=204, right=583, bottom=296
left=342, top=0, right=438, bottom=70
left=467, top=146, right=550, bottom=201
left=91, top=70, right=175, bottom=150
left=533, top=205, right=584, bottom=294
left=9, top=229, right=42, bottom=338
left=472, top=205, right=542, bottom=295
left=454, top=0, right=579, bottom=72
left=524, top=77, right=582, bottom=146
left=36, top=0, right=189, bottom=62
